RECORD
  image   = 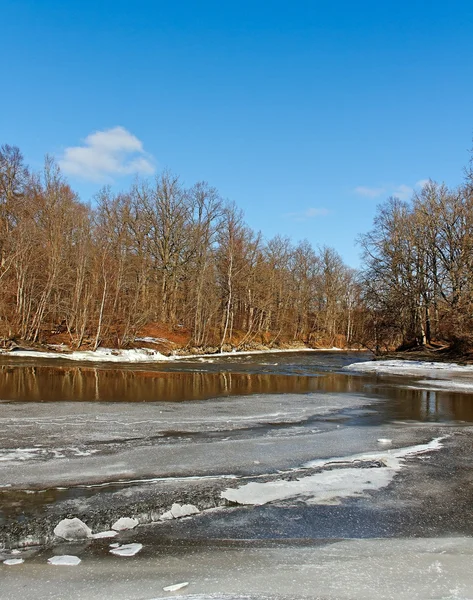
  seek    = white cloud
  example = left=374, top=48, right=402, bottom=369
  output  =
left=59, top=126, right=156, bottom=182
left=354, top=179, right=429, bottom=201
left=391, top=184, right=413, bottom=200
left=415, top=179, right=430, bottom=189
left=354, top=186, right=386, bottom=198
left=285, top=207, right=330, bottom=221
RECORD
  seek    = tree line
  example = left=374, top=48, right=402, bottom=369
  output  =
left=3, top=142, right=472, bottom=354
left=0, top=144, right=367, bottom=351
left=360, top=174, right=473, bottom=352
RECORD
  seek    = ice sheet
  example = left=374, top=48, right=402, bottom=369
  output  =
left=345, top=359, right=473, bottom=377
left=222, top=438, right=443, bottom=505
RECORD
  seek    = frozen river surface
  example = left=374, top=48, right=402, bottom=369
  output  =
left=2, top=351, right=473, bottom=599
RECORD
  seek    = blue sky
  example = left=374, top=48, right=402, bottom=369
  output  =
left=2, top=1, right=473, bottom=267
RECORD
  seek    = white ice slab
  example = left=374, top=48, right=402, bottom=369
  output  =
left=109, top=543, right=143, bottom=557
left=345, top=359, right=473, bottom=377
left=163, top=581, right=189, bottom=592
left=3, top=558, right=24, bottom=565
left=48, top=555, right=81, bottom=566
left=413, top=379, right=473, bottom=392
left=91, top=530, right=118, bottom=539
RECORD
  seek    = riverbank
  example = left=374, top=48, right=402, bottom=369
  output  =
left=0, top=345, right=348, bottom=364
left=377, top=344, right=473, bottom=365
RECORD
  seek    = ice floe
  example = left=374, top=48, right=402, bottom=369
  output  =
left=109, top=543, right=143, bottom=557
left=221, top=437, right=444, bottom=506
left=53, top=517, right=92, bottom=541
left=345, top=360, right=473, bottom=393
left=163, top=581, right=189, bottom=592
left=48, top=555, right=81, bottom=566
left=3, top=558, right=24, bottom=565
left=111, top=517, right=139, bottom=531
left=412, top=379, right=473, bottom=392
left=345, top=359, right=473, bottom=377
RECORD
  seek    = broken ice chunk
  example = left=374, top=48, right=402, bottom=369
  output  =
left=160, top=503, right=200, bottom=520
left=171, top=503, right=199, bottom=518
left=163, top=581, right=189, bottom=592
left=111, top=517, right=139, bottom=531
left=53, top=518, right=92, bottom=540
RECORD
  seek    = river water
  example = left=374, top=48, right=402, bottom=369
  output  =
left=2, top=350, right=473, bottom=599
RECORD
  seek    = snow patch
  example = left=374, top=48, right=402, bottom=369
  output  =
left=135, top=337, right=170, bottom=344
left=48, top=555, right=81, bottom=566
left=8, top=347, right=170, bottom=363
left=109, top=543, right=143, bottom=557
left=5, top=346, right=344, bottom=364
left=53, top=518, right=92, bottom=541
left=112, top=517, right=139, bottom=531
left=222, top=437, right=444, bottom=506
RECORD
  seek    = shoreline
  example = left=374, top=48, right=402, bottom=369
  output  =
left=0, top=345, right=360, bottom=365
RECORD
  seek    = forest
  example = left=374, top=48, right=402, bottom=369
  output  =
left=0, top=142, right=472, bottom=354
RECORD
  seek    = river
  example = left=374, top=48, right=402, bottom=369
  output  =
left=1, top=350, right=473, bottom=599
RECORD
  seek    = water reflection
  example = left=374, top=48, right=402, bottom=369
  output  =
left=0, top=365, right=371, bottom=403
left=376, top=383, right=473, bottom=422
left=0, top=364, right=473, bottom=423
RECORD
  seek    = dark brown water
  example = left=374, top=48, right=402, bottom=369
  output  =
left=0, top=352, right=473, bottom=423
